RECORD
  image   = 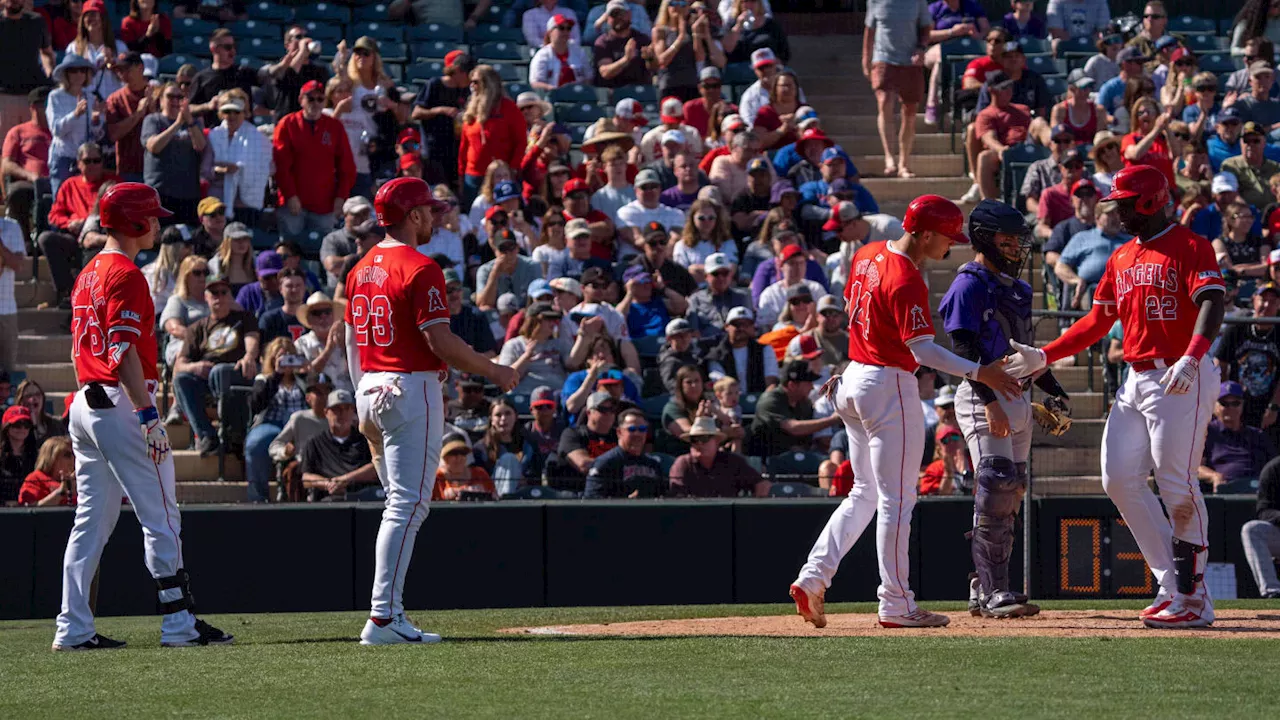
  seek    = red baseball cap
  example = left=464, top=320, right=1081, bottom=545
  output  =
left=793, top=333, right=822, bottom=360
left=659, top=96, right=684, bottom=125
left=562, top=178, right=590, bottom=196
left=550, top=13, right=575, bottom=29
left=799, top=127, right=834, bottom=149
left=399, top=153, right=422, bottom=171
left=397, top=128, right=421, bottom=145
left=780, top=243, right=804, bottom=262
left=3, top=405, right=32, bottom=427
left=1071, top=178, right=1098, bottom=196
left=299, top=80, right=324, bottom=97
left=444, top=50, right=473, bottom=72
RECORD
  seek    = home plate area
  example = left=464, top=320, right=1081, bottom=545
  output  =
left=507, top=610, right=1280, bottom=639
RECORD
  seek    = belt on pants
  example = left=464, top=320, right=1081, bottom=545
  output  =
left=1129, top=357, right=1179, bottom=373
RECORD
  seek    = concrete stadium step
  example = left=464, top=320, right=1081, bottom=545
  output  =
left=18, top=308, right=69, bottom=334
left=854, top=154, right=964, bottom=177
left=834, top=133, right=956, bottom=156
left=173, top=450, right=242, bottom=482
left=1034, top=418, right=1104, bottom=447
left=1034, top=446, right=1102, bottom=477
left=175, top=481, right=274, bottom=504
left=824, top=114, right=935, bottom=135
left=17, top=256, right=52, bottom=282
left=15, top=279, right=57, bottom=309
left=1031, top=475, right=1105, bottom=496
left=802, top=75, right=881, bottom=97
left=860, top=177, right=971, bottom=202
left=19, top=334, right=75, bottom=365
left=1038, top=389, right=1105, bottom=418
left=23, top=362, right=79, bottom=391
left=788, top=36, right=864, bottom=64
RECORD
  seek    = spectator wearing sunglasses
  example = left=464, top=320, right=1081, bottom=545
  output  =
left=1124, top=2, right=1169, bottom=61
left=1046, top=0, right=1110, bottom=42
left=617, top=168, right=687, bottom=248
left=188, top=29, right=261, bottom=126
left=1183, top=72, right=1222, bottom=140
left=140, top=79, right=205, bottom=225
left=1224, top=122, right=1280, bottom=209
left=38, top=142, right=121, bottom=309
left=1235, top=62, right=1280, bottom=144
left=1083, top=29, right=1123, bottom=87
left=1225, top=38, right=1280, bottom=106
left=1035, top=150, right=1088, bottom=238
left=159, top=255, right=211, bottom=369
left=1200, top=381, right=1274, bottom=493
left=584, top=407, right=665, bottom=498
left=260, top=25, right=330, bottom=123
left=620, top=220, right=698, bottom=298
left=273, top=79, right=357, bottom=239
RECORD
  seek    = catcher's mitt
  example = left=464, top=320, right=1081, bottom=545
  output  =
left=1031, top=397, right=1072, bottom=436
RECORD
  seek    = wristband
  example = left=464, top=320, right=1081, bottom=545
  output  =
left=1185, top=334, right=1211, bottom=360
left=136, top=406, right=159, bottom=424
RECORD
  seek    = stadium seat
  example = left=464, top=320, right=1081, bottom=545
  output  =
left=1181, top=34, right=1221, bottom=54
left=412, top=40, right=465, bottom=61
left=1199, top=54, right=1242, bottom=74
left=720, top=62, right=755, bottom=86
left=487, top=62, right=522, bottom=82
left=173, top=34, right=211, bottom=56
left=227, top=20, right=282, bottom=40
left=351, top=21, right=405, bottom=44
left=765, top=450, right=825, bottom=480
left=300, top=22, right=343, bottom=43
left=475, top=41, right=526, bottom=62
left=5, top=370, right=26, bottom=404
left=345, top=486, right=388, bottom=502
left=1170, top=16, right=1217, bottom=35
left=565, top=124, right=588, bottom=146
left=158, top=53, right=206, bottom=74
left=507, top=392, right=532, bottom=415
left=174, top=17, right=218, bottom=36
left=242, top=36, right=287, bottom=59
left=293, top=2, right=351, bottom=25
left=1043, top=75, right=1067, bottom=102
left=739, top=392, right=759, bottom=416
left=647, top=452, right=677, bottom=477
left=353, top=3, right=392, bottom=23
left=639, top=393, right=670, bottom=420
left=235, top=56, right=266, bottom=71
left=1025, top=55, right=1065, bottom=77
left=500, top=485, right=576, bottom=500
left=252, top=229, right=279, bottom=252
left=550, top=82, right=597, bottom=105
left=245, top=1, right=293, bottom=23
left=1016, top=36, right=1050, bottom=56
left=505, top=81, right=534, bottom=98
left=1001, top=144, right=1050, bottom=210
left=612, top=84, right=657, bottom=104
left=467, top=24, right=526, bottom=44
left=407, top=23, right=465, bottom=43
left=406, top=62, right=444, bottom=82
left=630, top=334, right=663, bottom=359
left=768, top=481, right=826, bottom=498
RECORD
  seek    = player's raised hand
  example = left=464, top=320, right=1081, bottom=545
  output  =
left=1160, top=355, right=1199, bottom=395
left=976, top=359, right=1022, bottom=400
left=1003, top=341, right=1047, bottom=379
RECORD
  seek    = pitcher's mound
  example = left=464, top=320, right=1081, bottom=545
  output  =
left=506, top=609, right=1280, bottom=639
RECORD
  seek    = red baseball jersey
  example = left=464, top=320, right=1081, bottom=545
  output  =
left=344, top=242, right=451, bottom=373
left=844, top=241, right=934, bottom=373
left=70, top=250, right=160, bottom=385
left=1092, top=225, right=1224, bottom=363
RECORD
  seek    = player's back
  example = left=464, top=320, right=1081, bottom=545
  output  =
left=71, top=250, right=159, bottom=385
left=345, top=242, right=451, bottom=373
left=844, top=240, right=934, bottom=373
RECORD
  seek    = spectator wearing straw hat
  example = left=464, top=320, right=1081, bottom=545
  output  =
left=670, top=416, right=768, bottom=497
left=295, top=292, right=351, bottom=393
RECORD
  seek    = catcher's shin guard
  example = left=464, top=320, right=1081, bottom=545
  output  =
left=972, top=457, right=1022, bottom=596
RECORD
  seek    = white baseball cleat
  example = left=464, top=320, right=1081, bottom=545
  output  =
left=789, top=584, right=826, bottom=629
left=878, top=609, right=950, bottom=628
left=360, top=614, right=442, bottom=645
left=1142, top=598, right=1214, bottom=630
left=1138, top=589, right=1173, bottom=620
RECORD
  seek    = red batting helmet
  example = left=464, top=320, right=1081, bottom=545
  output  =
left=903, top=194, right=969, bottom=244
left=99, top=182, right=172, bottom=236
left=1100, top=164, right=1169, bottom=215
left=373, top=177, right=447, bottom=226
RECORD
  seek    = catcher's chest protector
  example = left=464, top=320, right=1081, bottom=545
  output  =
left=959, top=264, right=1034, bottom=351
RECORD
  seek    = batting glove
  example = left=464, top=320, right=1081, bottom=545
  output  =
left=367, top=377, right=404, bottom=414
left=137, top=406, right=171, bottom=465
left=1160, top=355, right=1199, bottom=395
left=1004, top=341, right=1047, bottom=379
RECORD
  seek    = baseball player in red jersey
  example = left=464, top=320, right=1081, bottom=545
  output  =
left=53, top=184, right=232, bottom=651
left=345, top=177, right=518, bottom=645
left=1007, top=165, right=1226, bottom=628
left=790, top=195, right=1021, bottom=629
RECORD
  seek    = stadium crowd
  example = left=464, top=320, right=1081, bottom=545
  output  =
left=3, top=0, right=1280, bottom=595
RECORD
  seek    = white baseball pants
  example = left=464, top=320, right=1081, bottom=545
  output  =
left=1101, top=365, right=1217, bottom=602
left=55, top=384, right=197, bottom=646
left=795, top=361, right=924, bottom=616
left=358, top=371, right=443, bottom=619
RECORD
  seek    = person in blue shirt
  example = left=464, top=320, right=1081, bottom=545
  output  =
left=618, top=264, right=676, bottom=340
left=1000, top=0, right=1048, bottom=40
left=561, top=340, right=641, bottom=426
left=797, top=148, right=878, bottom=214
left=1182, top=72, right=1222, bottom=139
left=1054, top=200, right=1131, bottom=309
left=1096, top=47, right=1148, bottom=125
left=1207, top=106, right=1280, bottom=171
left=1191, top=173, right=1264, bottom=240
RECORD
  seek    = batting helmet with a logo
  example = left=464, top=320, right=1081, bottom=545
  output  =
left=374, top=177, right=446, bottom=227
left=99, top=182, right=172, bottom=236
left=1100, top=164, right=1169, bottom=215
left=903, top=194, right=969, bottom=244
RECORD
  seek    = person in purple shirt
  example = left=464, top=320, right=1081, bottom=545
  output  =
left=1000, top=0, right=1048, bottom=40
left=658, top=151, right=706, bottom=211
left=925, top=0, right=991, bottom=122
left=1201, top=381, right=1276, bottom=493
left=749, top=220, right=829, bottom=304
left=235, top=249, right=286, bottom=317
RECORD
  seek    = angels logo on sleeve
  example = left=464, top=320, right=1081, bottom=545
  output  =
left=910, top=305, right=929, bottom=331
left=427, top=286, right=446, bottom=313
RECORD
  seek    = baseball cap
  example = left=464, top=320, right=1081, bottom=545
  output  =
left=485, top=205, right=510, bottom=222
left=614, top=98, right=648, bottom=125
left=779, top=243, right=805, bottom=263
left=787, top=333, right=822, bottom=360
left=1211, top=172, right=1239, bottom=195
left=528, top=278, right=554, bottom=301
left=497, top=292, right=520, bottom=313
left=198, top=196, right=226, bottom=217
left=817, top=295, right=845, bottom=316
left=549, top=276, right=583, bottom=297
left=771, top=180, right=800, bottom=204
left=622, top=264, right=653, bottom=284
left=935, top=385, right=956, bottom=408
left=726, top=306, right=754, bottom=325
left=936, top=424, right=964, bottom=444
left=606, top=0, right=630, bottom=13
left=781, top=359, right=822, bottom=384
left=457, top=372, right=486, bottom=389
left=1219, top=381, right=1245, bottom=400
left=699, top=65, right=721, bottom=83
left=343, top=196, right=373, bottom=215
left=493, top=228, right=519, bottom=252
left=1258, top=281, right=1280, bottom=298
left=795, top=106, right=819, bottom=127
left=579, top=267, right=608, bottom=286
left=824, top=200, right=861, bottom=231
left=3, top=405, right=33, bottom=427
left=442, top=437, right=471, bottom=458
left=1219, top=106, right=1245, bottom=123
left=353, top=36, right=380, bottom=54
left=820, top=147, right=843, bottom=165
left=643, top=221, right=668, bottom=243
left=1117, top=47, right=1148, bottom=64
left=565, top=217, right=592, bottom=239
left=786, top=284, right=814, bottom=302
left=798, top=127, right=835, bottom=149
left=635, top=168, right=662, bottom=188
left=665, top=318, right=694, bottom=338
left=204, top=271, right=232, bottom=291
left=751, top=48, right=778, bottom=69
left=443, top=268, right=463, bottom=286
left=1170, top=48, right=1194, bottom=65
left=299, top=80, right=325, bottom=96
left=721, top=114, right=746, bottom=134
left=546, top=13, right=575, bottom=31
left=827, top=178, right=854, bottom=196
left=493, top=180, right=521, bottom=203
left=597, top=372, right=625, bottom=388
left=327, top=389, right=355, bottom=409
left=984, top=70, right=1015, bottom=91
left=659, top=96, right=684, bottom=124
left=397, top=127, right=421, bottom=146
left=255, top=250, right=283, bottom=277
left=1242, top=121, right=1266, bottom=138
left=1066, top=68, right=1095, bottom=90
left=1154, top=34, right=1179, bottom=52
left=444, top=50, right=475, bottom=73
left=661, top=129, right=687, bottom=146
left=705, top=253, right=733, bottom=274
left=1250, top=60, right=1276, bottom=77
left=531, top=386, right=558, bottom=408
left=547, top=162, right=571, bottom=177
left=1059, top=149, right=1085, bottom=167
left=223, top=221, right=251, bottom=240
left=218, top=97, right=245, bottom=114
left=1071, top=178, right=1098, bottom=197
left=563, top=177, right=591, bottom=197
left=587, top=391, right=617, bottom=411
left=528, top=300, right=563, bottom=320
left=747, top=157, right=771, bottom=174
left=1051, top=123, right=1075, bottom=141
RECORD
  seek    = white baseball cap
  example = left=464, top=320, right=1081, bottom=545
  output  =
left=935, top=385, right=957, bottom=407
left=1211, top=172, right=1239, bottom=195
left=752, top=48, right=778, bottom=69
left=726, top=307, right=754, bottom=324
left=705, top=253, right=733, bottom=274
left=661, top=129, right=687, bottom=146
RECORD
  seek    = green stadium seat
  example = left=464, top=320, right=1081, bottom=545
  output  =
left=413, top=40, right=466, bottom=61
left=227, top=20, right=282, bottom=39
left=475, top=41, right=526, bottom=62
left=467, top=24, right=526, bottom=44
left=351, top=21, right=405, bottom=44
left=739, top=392, right=759, bottom=416
left=407, top=23, right=465, bottom=43
left=174, top=17, right=218, bottom=36
left=630, top=334, right=663, bottom=359
left=612, top=84, right=657, bottom=104
left=245, top=1, right=293, bottom=23
left=252, top=229, right=279, bottom=251
left=1170, top=16, right=1216, bottom=35
left=565, top=124, right=588, bottom=145
left=293, top=2, right=350, bottom=25
left=765, top=450, right=825, bottom=480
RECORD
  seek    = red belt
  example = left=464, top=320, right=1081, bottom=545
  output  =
left=1129, top=357, right=1179, bottom=373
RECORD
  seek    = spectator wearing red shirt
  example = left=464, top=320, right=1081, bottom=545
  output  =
left=562, top=178, right=616, bottom=259
left=272, top=80, right=356, bottom=238
left=1035, top=151, right=1087, bottom=238
left=38, top=0, right=81, bottom=50
left=1121, top=96, right=1176, bottom=192
left=683, top=66, right=726, bottom=142
left=37, top=142, right=121, bottom=307
left=117, top=0, right=171, bottom=57
left=458, top=65, right=527, bottom=209
left=752, top=70, right=802, bottom=152
left=1, top=87, right=52, bottom=241
left=962, top=28, right=1010, bottom=91
left=700, top=113, right=746, bottom=174
left=17, top=435, right=76, bottom=506
left=919, top=424, right=970, bottom=496
left=104, top=51, right=155, bottom=181
left=973, top=72, right=1031, bottom=201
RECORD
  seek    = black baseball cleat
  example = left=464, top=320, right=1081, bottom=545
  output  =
left=162, top=619, right=235, bottom=647
left=52, top=633, right=127, bottom=652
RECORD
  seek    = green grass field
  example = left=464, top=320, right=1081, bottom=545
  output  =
left=3, top=601, right=1278, bottom=719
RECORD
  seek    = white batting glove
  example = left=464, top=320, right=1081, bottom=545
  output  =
left=1003, top=341, right=1047, bottom=379
left=136, top=407, right=171, bottom=464
left=1160, top=355, right=1199, bottom=395
left=367, top=377, right=404, bottom=413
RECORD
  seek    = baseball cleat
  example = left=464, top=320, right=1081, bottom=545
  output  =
left=967, top=574, right=982, bottom=617
left=789, top=584, right=826, bottom=629
left=162, top=619, right=235, bottom=647
left=980, top=591, right=1040, bottom=619
left=1143, top=599, right=1214, bottom=630
left=360, top=614, right=442, bottom=645
left=878, top=609, right=950, bottom=628
left=52, top=633, right=127, bottom=652
left=1138, top=590, right=1173, bottom=619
